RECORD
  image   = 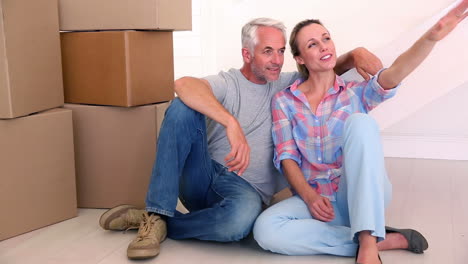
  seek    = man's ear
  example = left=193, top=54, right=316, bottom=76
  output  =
left=242, top=48, right=252, bottom=63
left=294, top=55, right=304, bottom=65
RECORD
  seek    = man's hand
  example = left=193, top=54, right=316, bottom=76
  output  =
left=224, top=120, right=250, bottom=176
left=351, top=47, right=383, bottom=81
left=305, top=192, right=335, bottom=222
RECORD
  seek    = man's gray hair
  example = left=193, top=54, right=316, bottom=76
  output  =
left=241, top=18, right=287, bottom=54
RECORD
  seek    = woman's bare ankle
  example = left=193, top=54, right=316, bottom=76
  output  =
left=357, top=231, right=380, bottom=264
left=377, top=232, right=409, bottom=251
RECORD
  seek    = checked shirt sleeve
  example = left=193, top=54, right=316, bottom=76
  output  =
left=271, top=92, right=302, bottom=174
left=359, top=68, right=399, bottom=112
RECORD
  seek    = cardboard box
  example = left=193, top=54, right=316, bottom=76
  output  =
left=270, top=188, right=293, bottom=206
left=59, top=0, right=191, bottom=31
left=63, top=102, right=170, bottom=208
left=61, top=31, right=175, bottom=107
left=0, top=108, right=77, bottom=241
left=0, top=0, right=64, bottom=119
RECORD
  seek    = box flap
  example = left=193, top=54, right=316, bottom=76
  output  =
left=59, top=0, right=191, bottom=31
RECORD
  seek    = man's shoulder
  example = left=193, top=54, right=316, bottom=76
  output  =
left=203, top=68, right=240, bottom=80
left=272, top=71, right=301, bottom=88
left=202, top=68, right=240, bottom=88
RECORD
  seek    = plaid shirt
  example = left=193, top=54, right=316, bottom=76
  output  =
left=271, top=70, right=398, bottom=201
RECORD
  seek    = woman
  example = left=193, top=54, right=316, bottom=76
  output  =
left=253, top=1, right=467, bottom=264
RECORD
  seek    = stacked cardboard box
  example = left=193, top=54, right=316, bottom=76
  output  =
left=63, top=103, right=169, bottom=208
left=59, top=0, right=191, bottom=208
left=0, top=109, right=77, bottom=241
left=0, top=0, right=77, bottom=241
left=0, top=0, right=64, bottom=119
left=60, top=31, right=174, bottom=107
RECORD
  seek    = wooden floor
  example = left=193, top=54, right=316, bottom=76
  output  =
left=1, top=158, right=467, bottom=264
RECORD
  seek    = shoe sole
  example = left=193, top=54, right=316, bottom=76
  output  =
left=99, top=204, right=137, bottom=230
left=127, top=248, right=160, bottom=259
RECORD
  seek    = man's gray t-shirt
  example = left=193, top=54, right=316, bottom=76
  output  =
left=204, top=68, right=301, bottom=204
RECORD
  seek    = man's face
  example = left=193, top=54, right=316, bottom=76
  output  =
left=248, top=27, right=286, bottom=84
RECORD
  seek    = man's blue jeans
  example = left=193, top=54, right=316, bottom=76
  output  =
left=145, top=98, right=262, bottom=242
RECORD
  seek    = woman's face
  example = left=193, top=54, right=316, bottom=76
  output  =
left=294, top=23, right=337, bottom=74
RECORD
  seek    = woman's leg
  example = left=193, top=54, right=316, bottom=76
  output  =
left=339, top=113, right=392, bottom=241
left=339, top=113, right=392, bottom=263
left=253, top=195, right=357, bottom=256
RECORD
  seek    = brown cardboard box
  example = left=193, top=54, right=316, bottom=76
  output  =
left=0, top=0, right=64, bottom=119
left=270, top=188, right=293, bottom=206
left=61, top=31, right=175, bottom=107
left=63, top=102, right=170, bottom=208
left=0, top=108, right=77, bottom=241
left=59, top=0, right=191, bottom=31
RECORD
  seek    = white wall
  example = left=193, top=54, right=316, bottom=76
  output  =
left=174, top=0, right=459, bottom=76
left=173, top=0, right=468, bottom=160
left=370, top=1, right=468, bottom=130
left=381, top=82, right=468, bottom=160
left=187, top=0, right=454, bottom=73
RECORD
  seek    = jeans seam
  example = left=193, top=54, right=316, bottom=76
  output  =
left=209, top=165, right=254, bottom=203
left=194, top=118, right=218, bottom=205
left=209, top=162, right=231, bottom=200
left=198, top=126, right=213, bottom=183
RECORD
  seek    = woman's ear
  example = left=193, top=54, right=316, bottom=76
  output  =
left=242, top=48, right=252, bottom=63
left=294, top=55, right=305, bottom=65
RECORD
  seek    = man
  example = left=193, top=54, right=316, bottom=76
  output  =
left=98, top=17, right=382, bottom=260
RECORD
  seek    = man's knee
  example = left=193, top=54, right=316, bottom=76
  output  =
left=216, top=194, right=262, bottom=241
left=164, top=98, right=201, bottom=126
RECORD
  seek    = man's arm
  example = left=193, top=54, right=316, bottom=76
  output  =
left=175, top=77, right=233, bottom=127
left=378, top=0, right=467, bottom=89
left=334, top=47, right=383, bottom=81
left=174, top=77, right=250, bottom=176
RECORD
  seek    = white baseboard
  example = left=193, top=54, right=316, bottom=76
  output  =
left=382, top=133, right=468, bottom=160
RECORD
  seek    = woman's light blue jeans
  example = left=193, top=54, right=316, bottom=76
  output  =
left=145, top=98, right=262, bottom=242
left=253, top=113, right=392, bottom=256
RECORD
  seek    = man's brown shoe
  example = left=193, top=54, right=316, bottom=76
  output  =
left=99, top=205, right=145, bottom=231
left=127, top=212, right=167, bottom=259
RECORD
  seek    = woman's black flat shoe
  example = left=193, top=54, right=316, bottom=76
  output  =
left=385, top=226, right=429, bottom=254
